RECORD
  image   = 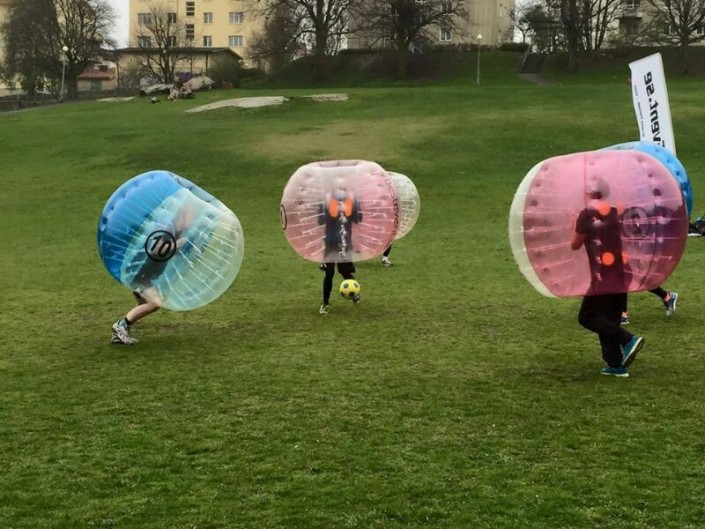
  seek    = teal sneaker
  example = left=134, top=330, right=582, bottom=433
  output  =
left=622, top=336, right=645, bottom=367
left=601, top=366, right=629, bottom=377
left=665, top=292, right=678, bottom=316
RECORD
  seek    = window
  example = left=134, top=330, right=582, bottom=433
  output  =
left=137, top=36, right=152, bottom=47
left=229, top=11, right=244, bottom=23
left=186, top=24, right=195, bottom=39
left=90, top=80, right=102, bottom=92
left=697, top=25, right=705, bottom=35
left=203, top=35, right=212, bottom=47
left=186, top=1, right=195, bottom=16
left=204, top=12, right=213, bottom=23
left=623, top=0, right=640, bottom=8
left=137, top=13, right=152, bottom=25
left=440, top=29, right=452, bottom=42
left=229, top=35, right=244, bottom=47
left=168, top=12, right=177, bottom=23
left=441, top=2, right=452, bottom=13
left=167, top=35, right=177, bottom=47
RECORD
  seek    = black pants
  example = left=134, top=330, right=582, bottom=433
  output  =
left=622, top=287, right=668, bottom=312
left=579, top=293, right=632, bottom=367
left=323, top=262, right=355, bottom=304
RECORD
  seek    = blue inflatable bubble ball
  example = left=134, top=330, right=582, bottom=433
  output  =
left=97, top=170, right=244, bottom=311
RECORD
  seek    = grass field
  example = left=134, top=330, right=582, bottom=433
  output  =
left=2, top=55, right=705, bottom=528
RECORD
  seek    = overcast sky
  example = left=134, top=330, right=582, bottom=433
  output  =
left=110, top=0, right=129, bottom=47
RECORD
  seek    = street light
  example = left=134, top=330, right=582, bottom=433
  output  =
left=476, top=34, right=483, bottom=85
left=60, top=45, right=68, bottom=102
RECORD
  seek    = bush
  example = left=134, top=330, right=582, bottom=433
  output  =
left=499, top=42, right=530, bottom=52
left=208, top=57, right=244, bottom=88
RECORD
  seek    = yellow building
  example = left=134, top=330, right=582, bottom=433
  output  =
left=129, top=0, right=515, bottom=68
left=128, top=0, right=263, bottom=64
left=0, top=0, right=14, bottom=90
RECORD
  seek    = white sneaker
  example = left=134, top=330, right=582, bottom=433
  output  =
left=111, top=320, right=138, bottom=345
left=665, top=292, right=678, bottom=316
left=381, top=257, right=392, bottom=267
left=319, top=304, right=330, bottom=314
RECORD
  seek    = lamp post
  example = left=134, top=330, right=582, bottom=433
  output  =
left=60, top=45, right=68, bottom=102
left=476, top=34, right=483, bottom=85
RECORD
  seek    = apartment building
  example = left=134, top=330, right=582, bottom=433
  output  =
left=130, top=0, right=514, bottom=64
left=128, top=0, right=263, bottom=62
left=0, top=0, right=13, bottom=90
left=347, top=0, right=515, bottom=50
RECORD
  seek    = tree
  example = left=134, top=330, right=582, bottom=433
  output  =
left=247, top=4, right=303, bottom=71
left=2, top=0, right=115, bottom=99
left=534, top=0, right=620, bottom=71
left=132, top=2, right=193, bottom=83
left=514, top=2, right=561, bottom=51
left=252, top=0, right=357, bottom=81
left=646, top=0, right=705, bottom=74
left=352, top=0, right=469, bottom=78
left=581, top=0, right=623, bottom=52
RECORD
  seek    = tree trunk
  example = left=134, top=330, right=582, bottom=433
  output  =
left=681, top=41, right=690, bottom=75
left=68, top=78, right=78, bottom=100
left=397, top=45, right=408, bottom=79
left=313, top=45, right=327, bottom=83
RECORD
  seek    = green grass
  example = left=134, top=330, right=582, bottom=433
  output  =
left=2, top=60, right=705, bottom=529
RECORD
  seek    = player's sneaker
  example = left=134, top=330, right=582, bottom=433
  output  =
left=665, top=291, right=678, bottom=316
left=111, top=319, right=138, bottom=345
left=319, top=304, right=330, bottom=314
left=319, top=263, right=327, bottom=271
left=620, top=312, right=630, bottom=325
left=601, top=366, right=629, bottom=377
left=352, top=294, right=361, bottom=305
left=622, top=336, right=644, bottom=367
left=381, top=256, right=393, bottom=267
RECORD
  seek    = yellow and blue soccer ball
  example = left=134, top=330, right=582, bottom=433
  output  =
left=339, top=279, right=361, bottom=299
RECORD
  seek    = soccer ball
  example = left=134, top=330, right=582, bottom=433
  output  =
left=339, top=279, right=361, bottom=299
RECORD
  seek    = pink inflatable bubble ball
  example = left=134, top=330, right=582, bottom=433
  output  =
left=281, top=160, right=399, bottom=263
left=509, top=150, right=688, bottom=298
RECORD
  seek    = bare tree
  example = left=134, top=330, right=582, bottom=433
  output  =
left=582, top=0, right=623, bottom=52
left=513, top=1, right=561, bottom=51
left=247, top=4, right=304, bottom=71
left=646, top=0, right=705, bottom=74
left=132, top=3, right=194, bottom=83
left=352, top=0, right=469, bottom=78
left=2, top=0, right=114, bottom=99
left=537, top=0, right=620, bottom=71
left=251, top=0, right=356, bottom=80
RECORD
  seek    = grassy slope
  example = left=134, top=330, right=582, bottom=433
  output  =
left=1, top=55, right=705, bottom=528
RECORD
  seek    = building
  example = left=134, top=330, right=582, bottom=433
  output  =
left=129, top=0, right=514, bottom=67
left=77, top=64, right=118, bottom=92
left=346, top=0, right=515, bottom=50
left=0, top=0, right=14, bottom=90
left=128, top=0, right=263, bottom=65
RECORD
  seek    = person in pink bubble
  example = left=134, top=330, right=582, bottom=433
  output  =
left=318, top=179, right=362, bottom=314
left=571, top=177, right=645, bottom=377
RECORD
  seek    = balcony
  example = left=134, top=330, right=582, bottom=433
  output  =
left=618, top=6, right=642, bottom=19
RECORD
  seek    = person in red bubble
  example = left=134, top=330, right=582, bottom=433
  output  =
left=571, top=176, right=645, bottom=377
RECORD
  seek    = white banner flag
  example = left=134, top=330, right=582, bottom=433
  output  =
left=629, top=53, right=676, bottom=154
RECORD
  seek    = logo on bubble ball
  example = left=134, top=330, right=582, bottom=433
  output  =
left=145, top=230, right=177, bottom=262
